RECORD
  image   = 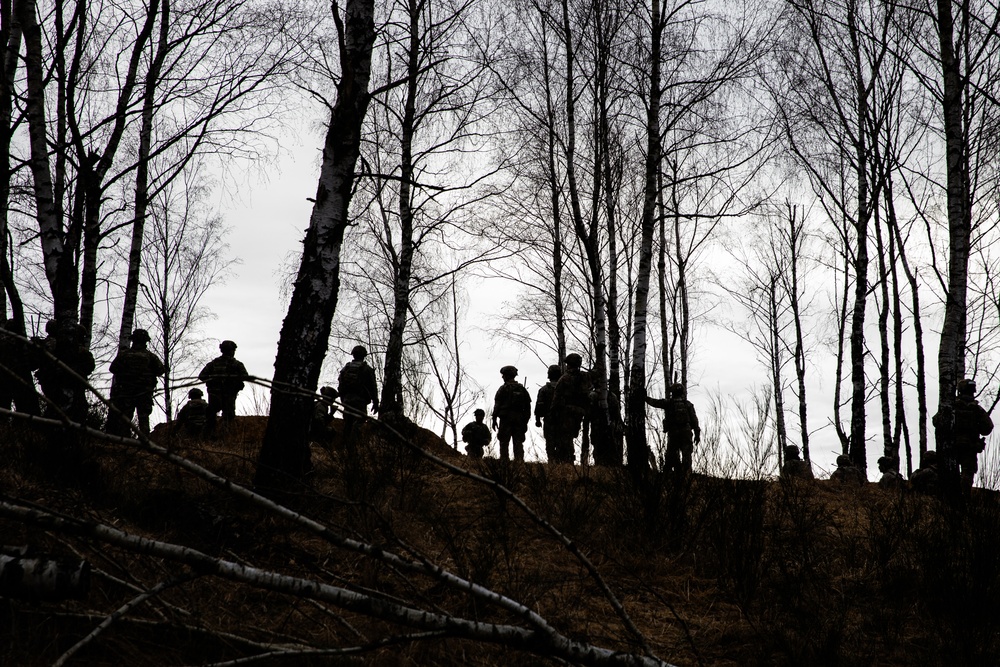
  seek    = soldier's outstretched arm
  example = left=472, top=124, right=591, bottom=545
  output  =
left=644, top=395, right=668, bottom=409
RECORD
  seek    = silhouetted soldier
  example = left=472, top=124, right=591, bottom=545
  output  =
left=587, top=375, right=620, bottom=466
left=176, top=388, right=210, bottom=436
left=310, top=386, right=339, bottom=446
left=780, top=444, right=814, bottom=480
left=830, top=454, right=866, bottom=486
left=461, top=408, right=491, bottom=459
left=644, top=383, right=700, bottom=475
left=338, top=345, right=379, bottom=447
left=938, top=378, right=994, bottom=494
left=534, top=364, right=561, bottom=461
left=36, top=321, right=95, bottom=423
left=877, top=455, right=905, bottom=490
left=910, top=450, right=940, bottom=494
left=106, top=329, right=165, bottom=436
left=548, top=354, right=591, bottom=464
left=0, top=320, right=41, bottom=417
left=491, top=365, right=532, bottom=461
left=198, top=340, right=249, bottom=437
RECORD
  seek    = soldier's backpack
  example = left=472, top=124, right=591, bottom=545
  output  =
left=511, top=383, right=531, bottom=417
left=338, top=361, right=364, bottom=397
left=662, top=398, right=691, bottom=432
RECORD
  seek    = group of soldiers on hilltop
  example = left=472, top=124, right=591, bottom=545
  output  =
left=462, top=353, right=701, bottom=470
left=469, top=355, right=993, bottom=494
left=781, top=377, right=993, bottom=496
left=3, top=320, right=994, bottom=492
left=0, top=319, right=250, bottom=439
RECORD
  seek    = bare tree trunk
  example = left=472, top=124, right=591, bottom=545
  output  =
left=886, top=192, right=924, bottom=470
left=625, top=0, right=661, bottom=475
left=545, top=62, right=567, bottom=368
left=67, top=0, right=158, bottom=340
left=18, top=0, right=74, bottom=320
left=768, top=275, right=787, bottom=455
left=657, top=169, right=671, bottom=390
left=379, top=0, right=420, bottom=419
left=874, top=207, right=892, bottom=459
left=598, top=0, right=623, bottom=465
left=257, top=0, right=376, bottom=486
left=785, top=203, right=810, bottom=466
left=559, top=0, right=610, bottom=466
left=120, top=0, right=170, bottom=352
left=847, top=14, right=871, bottom=473
left=886, top=195, right=909, bottom=469
left=833, top=232, right=850, bottom=453
left=934, top=0, right=969, bottom=416
left=1, top=0, right=25, bottom=330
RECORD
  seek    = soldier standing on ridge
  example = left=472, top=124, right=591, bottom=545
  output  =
left=534, top=364, right=561, bottom=461
left=461, top=408, right=491, bottom=459
left=643, top=383, right=700, bottom=475
left=548, top=354, right=591, bottom=464
left=199, top=340, right=249, bottom=437
left=491, top=365, right=532, bottom=461
left=935, top=378, right=994, bottom=495
left=338, top=345, right=379, bottom=448
left=36, top=321, right=95, bottom=423
left=106, top=329, right=166, bottom=436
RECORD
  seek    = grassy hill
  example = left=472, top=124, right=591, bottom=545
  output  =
left=1, top=416, right=998, bottom=666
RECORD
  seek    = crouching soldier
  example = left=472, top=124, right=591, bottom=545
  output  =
left=177, top=388, right=210, bottom=436
left=830, top=454, right=866, bottom=486
left=780, top=445, right=814, bottom=480
left=461, top=409, right=491, bottom=459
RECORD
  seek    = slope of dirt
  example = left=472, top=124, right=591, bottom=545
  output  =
left=1, top=416, right=999, bottom=666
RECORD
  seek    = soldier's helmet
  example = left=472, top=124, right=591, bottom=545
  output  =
left=45, top=319, right=58, bottom=335
left=320, top=386, right=338, bottom=399
left=565, top=353, right=582, bottom=368
left=188, top=388, right=204, bottom=399
left=836, top=454, right=852, bottom=468
left=474, top=408, right=485, bottom=418
left=784, top=444, right=800, bottom=460
left=131, top=329, right=151, bottom=343
left=220, top=340, right=237, bottom=352
left=957, top=378, right=977, bottom=396
left=877, top=455, right=897, bottom=471
left=922, top=450, right=939, bottom=466
left=351, top=344, right=367, bottom=359
left=669, top=383, right=685, bottom=397
left=65, top=322, right=85, bottom=340
left=547, top=364, right=562, bottom=381
left=500, top=365, right=518, bottom=378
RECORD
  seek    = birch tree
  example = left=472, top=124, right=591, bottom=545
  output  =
left=257, top=0, right=377, bottom=485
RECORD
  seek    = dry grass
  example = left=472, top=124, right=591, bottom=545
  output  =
left=1, top=417, right=999, bottom=666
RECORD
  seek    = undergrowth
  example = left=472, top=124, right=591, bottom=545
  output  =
left=1, top=418, right=998, bottom=666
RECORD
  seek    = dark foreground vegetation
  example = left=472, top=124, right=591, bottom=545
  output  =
left=2, top=417, right=999, bottom=667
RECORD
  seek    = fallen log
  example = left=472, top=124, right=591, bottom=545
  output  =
left=0, top=552, right=90, bottom=601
